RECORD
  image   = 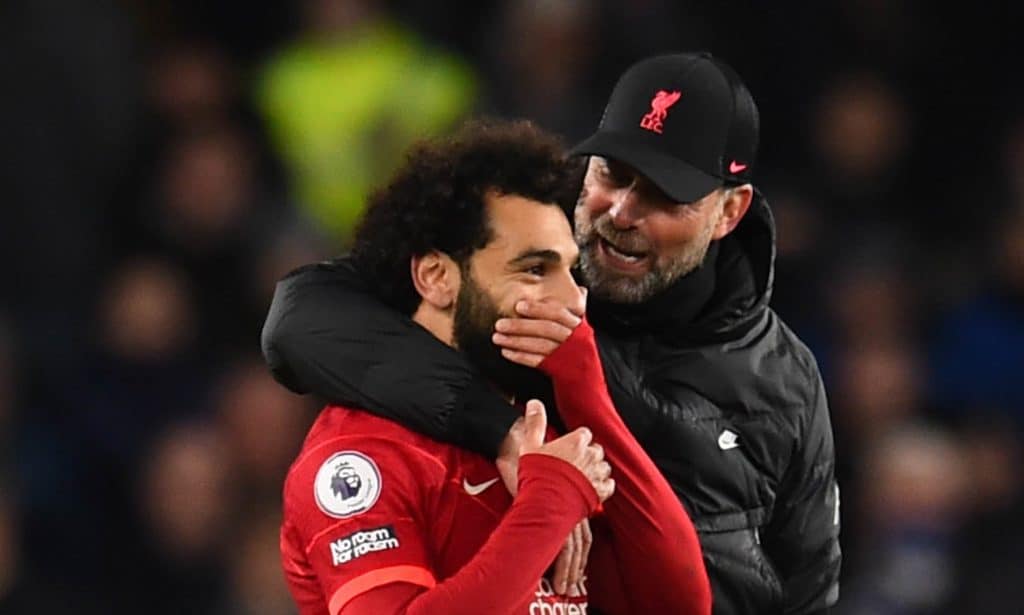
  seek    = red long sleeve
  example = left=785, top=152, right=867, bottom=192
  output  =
left=342, top=453, right=599, bottom=615
left=539, top=319, right=712, bottom=615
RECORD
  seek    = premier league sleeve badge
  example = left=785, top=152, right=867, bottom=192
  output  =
left=314, top=451, right=383, bottom=518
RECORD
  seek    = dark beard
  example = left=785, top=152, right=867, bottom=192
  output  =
left=452, top=268, right=549, bottom=400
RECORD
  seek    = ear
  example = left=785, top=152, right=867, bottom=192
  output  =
left=411, top=251, right=460, bottom=310
left=712, top=184, right=754, bottom=240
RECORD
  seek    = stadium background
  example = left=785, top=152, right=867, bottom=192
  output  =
left=1, top=0, right=1022, bottom=613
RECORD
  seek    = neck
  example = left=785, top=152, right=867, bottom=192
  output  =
left=412, top=304, right=454, bottom=347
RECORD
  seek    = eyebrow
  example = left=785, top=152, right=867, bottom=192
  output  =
left=508, top=248, right=580, bottom=268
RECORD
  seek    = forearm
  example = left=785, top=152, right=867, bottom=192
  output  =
left=540, top=320, right=711, bottom=614
left=402, top=454, right=597, bottom=615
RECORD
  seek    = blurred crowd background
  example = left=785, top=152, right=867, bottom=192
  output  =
left=1, top=1, right=1022, bottom=613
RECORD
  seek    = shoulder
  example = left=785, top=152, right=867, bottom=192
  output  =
left=277, top=258, right=362, bottom=292
left=766, top=310, right=823, bottom=386
left=284, top=406, right=451, bottom=520
left=763, top=311, right=833, bottom=451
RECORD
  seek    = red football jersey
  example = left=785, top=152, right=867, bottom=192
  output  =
left=280, top=406, right=591, bottom=615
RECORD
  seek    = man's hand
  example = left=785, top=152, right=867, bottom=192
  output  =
left=497, top=400, right=609, bottom=595
left=506, top=416, right=593, bottom=593
left=498, top=398, right=613, bottom=502
left=496, top=415, right=528, bottom=497
left=493, top=291, right=586, bottom=367
left=521, top=399, right=613, bottom=502
left=552, top=519, right=592, bottom=596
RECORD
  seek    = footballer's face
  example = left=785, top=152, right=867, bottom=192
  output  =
left=453, top=192, right=583, bottom=395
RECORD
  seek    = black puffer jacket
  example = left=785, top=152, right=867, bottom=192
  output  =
left=262, top=194, right=841, bottom=614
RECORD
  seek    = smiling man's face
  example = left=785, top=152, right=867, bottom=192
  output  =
left=453, top=191, right=583, bottom=396
left=574, top=156, right=728, bottom=303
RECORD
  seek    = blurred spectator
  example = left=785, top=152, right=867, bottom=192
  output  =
left=0, top=0, right=144, bottom=368
left=18, top=259, right=213, bottom=606
left=832, top=342, right=924, bottom=446
left=213, top=357, right=318, bottom=506
left=476, top=0, right=602, bottom=141
left=928, top=206, right=1024, bottom=423
left=828, top=339, right=927, bottom=576
left=138, top=38, right=289, bottom=196
left=149, top=40, right=238, bottom=127
left=256, top=0, right=477, bottom=245
left=827, top=251, right=921, bottom=349
left=102, top=259, right=197, bottom=364
left=72, top=258, right=207, bottom=464
left=132, top=421, right=234, bottom=615
left=124, top=124, right=307, bottom=354
left=805, top=71, right=915, bottom=237
left=839, top=424, right=967, bottom=615
left=803, top=243, right=925, bottom=383
left=156, top=125, right=258, bottom=247
left=222, top=509, right=297, bottom=615
left=948, top=418, right=1024, bottom=612
left=813, top=72, right=910, bottom=191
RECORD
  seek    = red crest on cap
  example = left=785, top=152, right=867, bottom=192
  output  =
left=640, top=90, right=682, bottom=134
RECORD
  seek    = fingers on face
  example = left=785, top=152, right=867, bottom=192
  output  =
left=492, top=332, right=560, bottom=356
left=515, top=299, right=583, bottom=327
left=510, top=298, right=583, bottom=329
left=496, top=318, right=574, bottom=342
left=499, top=348, right=544, bottom=367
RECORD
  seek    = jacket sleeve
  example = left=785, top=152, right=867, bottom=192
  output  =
left=338, top=454, right=600, bottom=615
left=763, top=372, right=842, bottom=614
left=261, top=257, right=519, bottom=457
left=539, top=320, right=711, bottom=615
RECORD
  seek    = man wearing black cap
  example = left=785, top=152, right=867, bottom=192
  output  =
left=263, top=52, right=841, bottom=614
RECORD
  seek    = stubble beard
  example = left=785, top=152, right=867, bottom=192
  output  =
left=452, top=266, right=547, bottom=399
left=574, top=195, right=716, bottom=304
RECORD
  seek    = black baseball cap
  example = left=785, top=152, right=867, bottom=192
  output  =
left=570, top=52, right=759, bottom=203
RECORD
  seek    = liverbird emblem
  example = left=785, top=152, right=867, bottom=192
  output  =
left=640, top=90, right=682, bottom=134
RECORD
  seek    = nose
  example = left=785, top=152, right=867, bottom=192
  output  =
left=608, top=185, right=642, bottom=229
left=552, top=270, right=586, bottom=318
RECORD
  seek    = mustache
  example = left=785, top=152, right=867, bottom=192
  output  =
left=581, top=215, right=652, bottom=253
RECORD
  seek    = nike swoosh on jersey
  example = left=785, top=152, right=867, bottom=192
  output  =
left=463, top=477, right=501, bottom=496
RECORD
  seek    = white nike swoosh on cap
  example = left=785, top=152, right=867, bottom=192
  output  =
left=463, top=477, right=501, bottom=496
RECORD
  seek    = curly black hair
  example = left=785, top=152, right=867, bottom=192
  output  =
left=351, top=118, right=583, bottom=315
